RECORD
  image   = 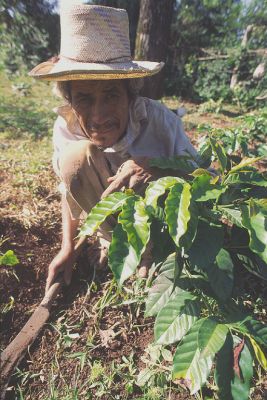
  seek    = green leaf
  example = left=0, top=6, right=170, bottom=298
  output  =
left=108, top=223, right=139, bottom=286
left=145, top=275, right=175, bottom=317
left=145, top=252, right=182, bottom=317
left=236, top=252, right=267, bottom=280
left=149, top=155, right=195, bottom=173
left=249, top=336, right=267, bottom=370
left=157, top=252, right=184, bottom=283
left=155, top=291, right=200, bottom=345
left=210, top=137, right=227, bottom=172
left=206, top=249, right=234, bottom=301
left=214, top=333, right=234, bottom=400
left=198, top=318, right=228, bottom=358
left=165, top=182, right=198, bottom=250
left=215, top=335, right=254, bottom=400
left=118, top=197, right=150, bottom=258
left=241, top=200, right=267, bottom=263
left=228, top=157, right=262, bottom=174
left=172, top=319, right=213, bottom=394
left=80, top=192, right=130, bottom=236
left=231, top=336, right=253, bottom=400
left=191, top=174, right=226, bottom=202
left=0, top=250, right=19, bottom=266
left=235, top=318, right=267, bottom=347
left=219, top=207, right=243, bottom=228
left=145, top=176, right=185, bottom=209
left=224, top=170, right=267, bottom=187
left=191, top=168, right=213, bottom=178
left=187, top=220, right=224, bottom=270
left=198, top=141, right=212, bottom=168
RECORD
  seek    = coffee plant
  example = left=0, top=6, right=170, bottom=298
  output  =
left=80, top=141, right=267, bottom=398
left=197, top=112, right=267, bottom=159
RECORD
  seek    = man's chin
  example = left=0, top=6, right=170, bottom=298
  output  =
left=90, top=137, right=117, bottom=149
left=88, top=132, right=122, bottom=148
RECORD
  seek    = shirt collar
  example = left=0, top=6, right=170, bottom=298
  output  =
left=55, top=96, right=148, bottom=154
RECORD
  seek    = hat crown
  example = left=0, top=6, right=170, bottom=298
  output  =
left=60, top=4, right=131, bottom=63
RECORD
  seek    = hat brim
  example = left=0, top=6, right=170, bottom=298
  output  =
left=29, top=58, right=164, bottom=81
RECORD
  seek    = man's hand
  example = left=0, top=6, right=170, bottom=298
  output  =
left=45, top=247, right=75, bottom=293
left=101, top=158, right=153, bottom=198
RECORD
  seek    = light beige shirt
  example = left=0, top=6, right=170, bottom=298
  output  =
left=52, top=96, right=200, bottom=176
left=53, top=96, right=200, bottom=218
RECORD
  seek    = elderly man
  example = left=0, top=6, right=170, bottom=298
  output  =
left=30, top=4, right=199, bottom=291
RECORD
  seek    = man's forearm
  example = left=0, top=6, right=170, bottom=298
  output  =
left=61, top=195, right=80, bottom=251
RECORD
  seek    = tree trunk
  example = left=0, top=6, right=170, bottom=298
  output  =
left=135, top=0, right=175, bottom=99
left=230, top=25, right=254, bottom=90
left=241, top=25, right=254, bottom=48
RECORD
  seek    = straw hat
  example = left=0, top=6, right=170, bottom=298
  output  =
left=29, top=3, right=164, bottom=81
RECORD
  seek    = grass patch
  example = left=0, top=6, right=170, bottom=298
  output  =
left=0, top=70, right=59, bottom=139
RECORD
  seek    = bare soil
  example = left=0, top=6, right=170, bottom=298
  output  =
left=0, top=175, right=194, bottom=399
left=0, top=115, right=266, bottom=399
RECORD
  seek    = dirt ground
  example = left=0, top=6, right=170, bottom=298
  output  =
left=0, top=105, right=266, bottom=399
left=0, top=155, right=196, bottom=399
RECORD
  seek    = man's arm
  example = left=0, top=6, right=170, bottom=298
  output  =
left=46, top=195, right=80, bottom=292
left=101, top=157, right=191, bottom=199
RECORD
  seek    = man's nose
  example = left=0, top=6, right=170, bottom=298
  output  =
left=90, top=99, right=107, bottom=125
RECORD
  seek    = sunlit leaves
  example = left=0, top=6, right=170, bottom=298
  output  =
left=108, top=197, right=151, bottom=285
left=145, top=252, right=184, bottom=317
left=172, top=319, right=213, bottom=394
left=165, top=182, right=198, bottom=250
left=154, top=291, right=200, bottom=345
left=219, top=206, right=243, bottom=227
left=80, top=192, right=129, bottom=236
left=249, top=337, right=267, bottom=370
left=227, top=157, right=262, bottom=174
left=145, top=176, right=185, bottom=208
left=157, top=252, right=178, bottom=281
left=0, top=250, right=19, bottom=266
left=191, top=174, right=226, bottom=202
left=118, top=197, right=150, bottom=258
left=79, top=144, right=267, bottom=399
left=210, top=137, right=227, bottom=172
left=198, top=318, right=228, bottom=357
left=145, top=275, right=175, bottom=317
left=108, top=223, right=139, bottom=286
left=241, top=199, right=267, bottom=263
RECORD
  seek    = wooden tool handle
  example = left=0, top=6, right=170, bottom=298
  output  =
left=0, top=236, right=87, bottom=399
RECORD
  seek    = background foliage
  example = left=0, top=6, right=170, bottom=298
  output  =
left=0, top=0, right=266, bottom=107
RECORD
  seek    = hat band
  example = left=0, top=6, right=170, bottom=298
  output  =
left=59, top=54, right=132, bottom=64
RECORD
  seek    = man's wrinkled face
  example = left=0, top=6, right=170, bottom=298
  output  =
left=70, top=80, right=129, bottom=148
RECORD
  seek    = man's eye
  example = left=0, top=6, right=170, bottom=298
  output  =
left=76, top=96, right=92, bottom=105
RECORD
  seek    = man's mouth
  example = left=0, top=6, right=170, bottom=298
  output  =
left=87, top=120, right=119, bottom=134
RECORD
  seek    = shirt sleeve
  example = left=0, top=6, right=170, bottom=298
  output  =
left=173, top=114, right=201, bottom=165
left=52, top=116, right=85, bottom=219
left=52, top=116, right=75, bottom=177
